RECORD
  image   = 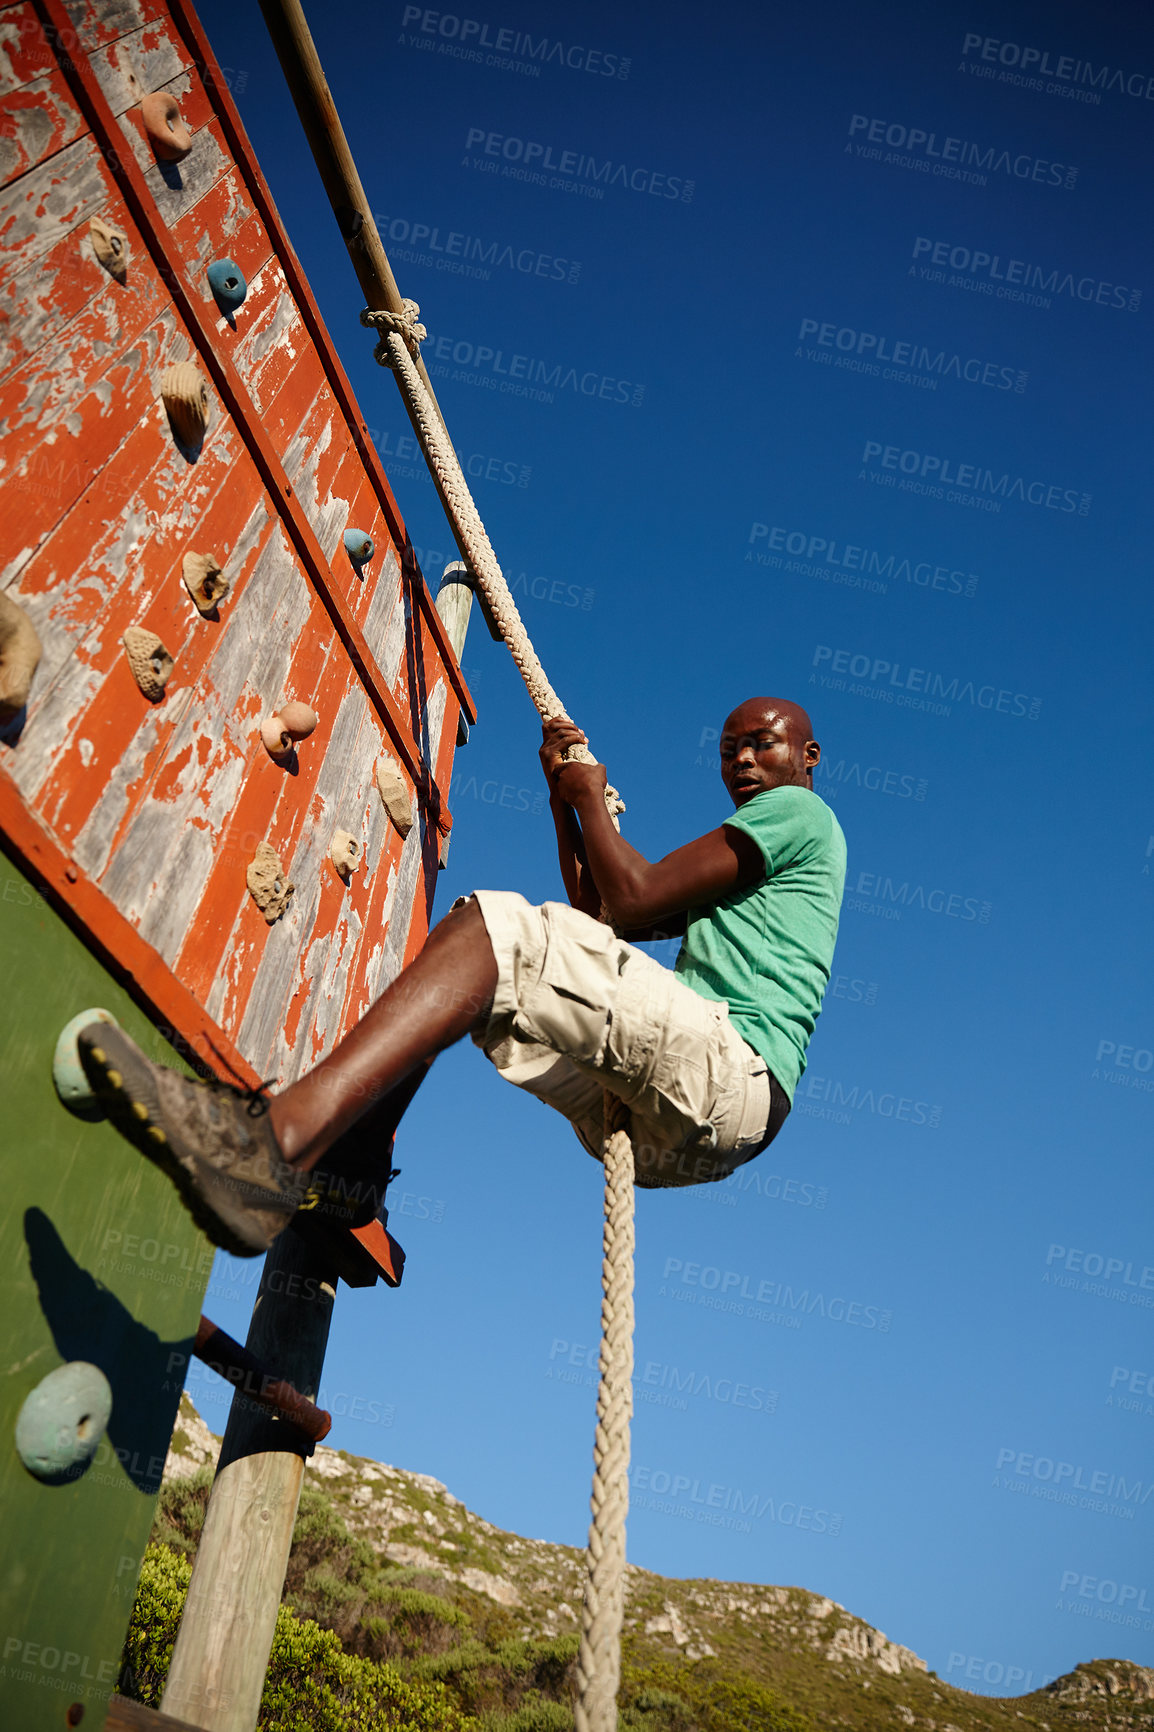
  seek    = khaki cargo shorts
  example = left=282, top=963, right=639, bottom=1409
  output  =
left=466, top=891, right=785, bottom=1189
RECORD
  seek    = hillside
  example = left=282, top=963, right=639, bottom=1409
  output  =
left=120, top=1394, right=1154, bottom=1731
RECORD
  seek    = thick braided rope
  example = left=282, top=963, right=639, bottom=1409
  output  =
left=364, top=310, right=575, bottom=728
left=365, top=301, right=633, bottom=1732
left=574, top=1108, right=635, bottom=1732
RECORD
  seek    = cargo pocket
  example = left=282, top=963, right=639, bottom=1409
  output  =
left=511, top=917, right=619, bottom=1067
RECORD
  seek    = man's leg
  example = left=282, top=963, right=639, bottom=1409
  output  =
left=77, top=899, right=497, bottom=1255
left=270, top=897, right=496, bottom=1169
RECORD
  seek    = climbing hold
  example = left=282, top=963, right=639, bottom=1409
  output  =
left=260, top=701, right=318, bottom=760
left=140, top=90, right=192, bottom=161
left=206, top=257, right=247, bottom=313
left=161, top=361, right=210, bottom=450
left=259, top=715, right=293, bottom=760
left=0, top=589, right=43, bottom=722
left=329, top=830, right=361, bottom=881
left=278, top=701, right=318, bottom=740
left=343, top=528, right=374, bottom=568
left=15, top=1362, right=113, bottom=1485
left=182, top=551, right=229, bottom=615
left=53, top=1008, right=120, bottom=1120
left=246, top=841, right=294, bottom=923
left=88, top=217, right=128, bottom=284
left=375, top=755, right=414, bottom=838
left=122, top=626, right=174, bottom=702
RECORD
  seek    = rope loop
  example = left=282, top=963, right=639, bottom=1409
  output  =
left=361, top=301, right=427, bottom=367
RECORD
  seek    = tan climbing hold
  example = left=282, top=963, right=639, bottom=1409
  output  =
left=182, top=551, right=229, bottom=615
left=278, top=701, right=318, bottom=740
left=259, top=702, right=318, bottom=761
left=161, top=361, right=210, bottom=448
left=329, top=830, right=361, bottom=881
left=260, top=715, right=293, bottom=759
left=89, top=217, right=128, bottom=284
left=0, top=590, right=43, bottom=722
left=121, top=627, right=173, bottom=702
left=246, top=841, right=294, bottom=924
left=375, top=755, right=414, bottom=838
left=140, top=90, right=192, bottom=161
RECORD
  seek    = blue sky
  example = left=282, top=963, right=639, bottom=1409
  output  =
left=193, top=0, right=1154, bottom=1697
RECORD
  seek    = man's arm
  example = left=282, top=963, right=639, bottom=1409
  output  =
left=552, top=757, right=764, bottom=929
left=541, top=718, right=604, bottom=916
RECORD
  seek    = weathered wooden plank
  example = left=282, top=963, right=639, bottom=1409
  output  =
left=176, top=622, right=344, bottom=1017
left=28, top=438, right=269, bottom=839
left=304, top=437, right=399, bottom=631
left=340, top=705, right=399, bottom=1024
left=0, top=258, right=180, bottom=485
left=374, top=545, right=412, bottom=695
left=279, top=691, right=387, bottom=1074
left=197, top=589, right=411, bottom=1053
left=2, top=346, right=228, bottom=742
left=235, top=673, right=384, bottom=1081
left=0, top=3, right=56, bottom=98
left=0, top=307, right=185, bottom=593
left=60, top=0, right=167, bottom=54
left=95, top=522, right=310, bottom=947
left=276, top=383, right=357, bottom=560
left=139, top=111, right=231, bottom=228
left=168, top=162, right=270, bottom=288
left=233, top=258, right=306, bottom=400
left=371, top=677, right=447, bottom=995
left=0, top=67, right=84, bottom=183
left=243, top=292, right=329, bottom=452
left=88, top=13, right=191, bottom=117
left=148, top=551, right=341, bottom=991
left=0, top=185, right=121, bottom=386
left=106, top=1689, right=211, bottom=1731
left=0, top=164, right=169, bottom=421
left=0, top=134, right=104, bottom=277
left=115, top=64, right=215, bottom=182
left=194, top=672, right=364, bottom=1063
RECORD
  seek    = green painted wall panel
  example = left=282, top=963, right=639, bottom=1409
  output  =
left=0, top=858, right=213, bottom=1731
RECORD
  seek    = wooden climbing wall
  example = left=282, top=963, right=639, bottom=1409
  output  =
left=0, top=0, right=475, bottom=1092
left=0, top=4, right=474, bottom=1724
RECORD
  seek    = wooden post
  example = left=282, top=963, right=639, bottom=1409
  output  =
left=159, top=1232, right=337, bottom=1732
left=256, top=0, right=450, bottom=422
left=436, top=560, right=475, bottom=661
left=256, top=0, right=481, bottom=577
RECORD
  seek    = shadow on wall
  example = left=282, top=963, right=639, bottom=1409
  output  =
left=23, top=1206, right=194, bottom=1493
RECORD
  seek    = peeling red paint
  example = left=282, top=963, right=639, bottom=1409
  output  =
left=1, top=0, right=471, bottom=1104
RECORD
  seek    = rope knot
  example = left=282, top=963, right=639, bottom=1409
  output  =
left=361, top=301, right=427, bottom=368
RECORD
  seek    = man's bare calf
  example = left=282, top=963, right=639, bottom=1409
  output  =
left=271, top=897, right=498, bottom=1171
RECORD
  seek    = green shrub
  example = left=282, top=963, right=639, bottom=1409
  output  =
left=151, top=1467, right=213, bottom=1556
left=361, top=1588, right=471, bottom=1661
left=411, top=1634, right=579, bottom=1717
left=118, top=1545, right=472, bottom=1732
left=621, top=1659, right=810, bottom=1732
left=476, top=1701, right=574, bottom=1732
left=118, top=1544, right=190, bottom=1706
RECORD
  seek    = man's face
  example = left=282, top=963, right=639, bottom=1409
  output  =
left=719, top=698, right=820, bottom=807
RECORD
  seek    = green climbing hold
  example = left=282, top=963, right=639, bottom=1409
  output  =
left=53, top=1007, right=119, bottom=1119
left=15, top=1362, right=113, bottom=1484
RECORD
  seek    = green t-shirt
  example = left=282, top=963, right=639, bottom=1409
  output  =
left=674, top=786, right=846, bottom=1101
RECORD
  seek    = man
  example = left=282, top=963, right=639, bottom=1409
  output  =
left=77, top=697, right=846, bottom=1256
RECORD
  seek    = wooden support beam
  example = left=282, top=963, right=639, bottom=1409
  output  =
left=159, top=1233, right=338, bottom=1732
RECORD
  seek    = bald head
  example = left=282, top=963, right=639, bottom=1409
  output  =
left=719, top=696, right=821, bottom=808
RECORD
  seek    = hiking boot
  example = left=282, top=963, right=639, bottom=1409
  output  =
left=76, top=1024, right=309, bottom=1256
